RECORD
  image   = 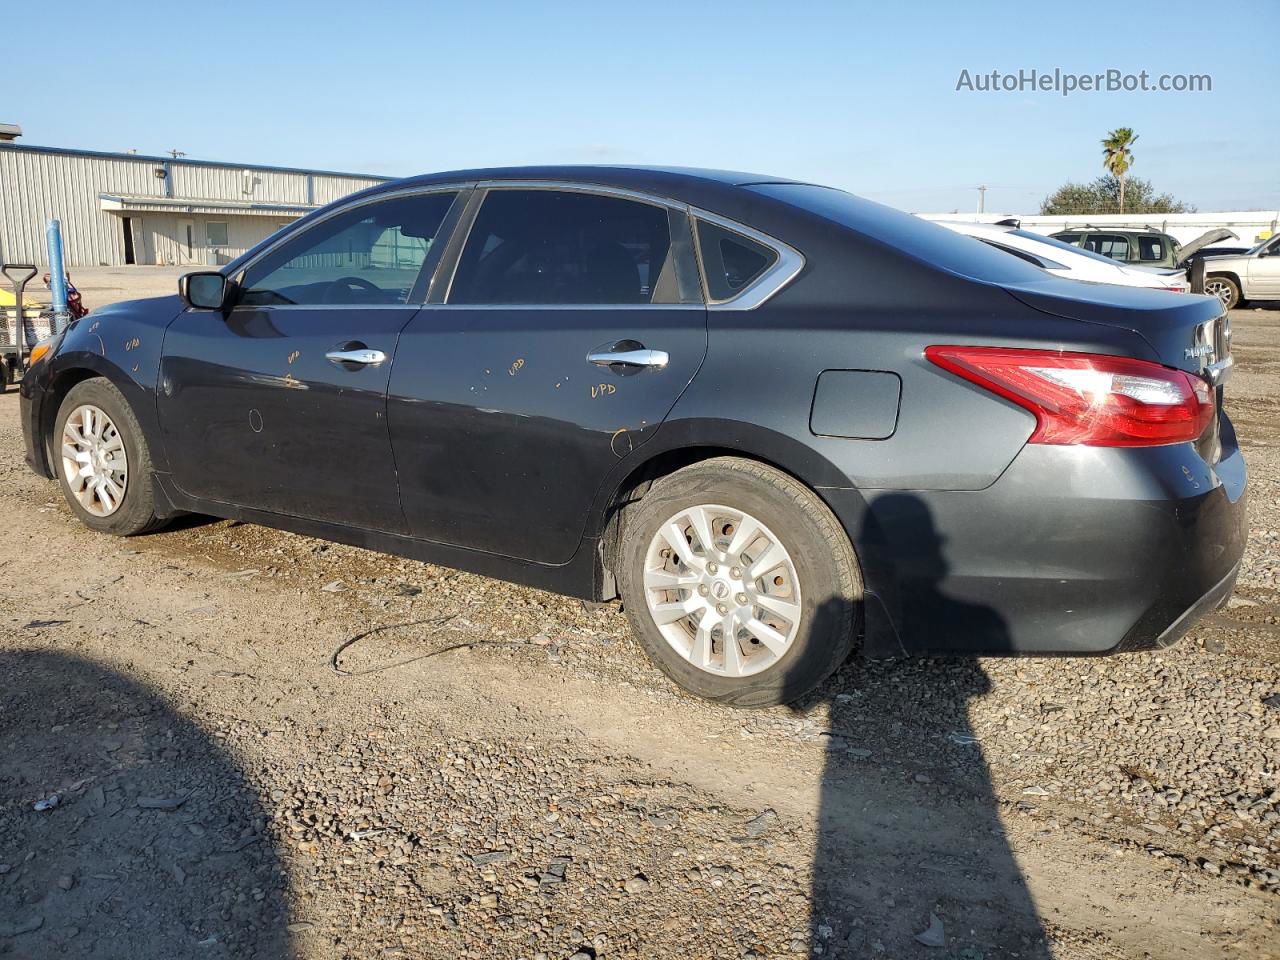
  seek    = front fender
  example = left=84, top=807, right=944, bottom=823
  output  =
left=35, top=297, right=182, bottom=474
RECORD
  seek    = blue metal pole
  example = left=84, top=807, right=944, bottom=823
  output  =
left=45, top=219, right=71, bottom=332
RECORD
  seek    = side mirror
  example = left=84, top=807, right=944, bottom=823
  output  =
left=180, top=271, right=229, bottom=310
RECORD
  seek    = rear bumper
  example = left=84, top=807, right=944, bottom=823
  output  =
left=829, top=413, right=1248, bottom=656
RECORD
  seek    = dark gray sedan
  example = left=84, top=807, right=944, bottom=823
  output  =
left=20, top=167, right=1246, bottom=705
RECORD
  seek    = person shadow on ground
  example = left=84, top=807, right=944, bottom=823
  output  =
left=0, top=650, right=290, bottom=959
left=788, top=493, right=1054, bottom=958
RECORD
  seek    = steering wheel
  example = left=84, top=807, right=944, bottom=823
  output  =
left=323, top=276, right=382, bottom=304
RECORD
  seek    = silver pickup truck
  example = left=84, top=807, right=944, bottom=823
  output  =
left=1201, top=234, right=1280, bottom=309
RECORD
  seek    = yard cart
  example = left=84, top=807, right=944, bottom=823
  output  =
left=0, top=264, right=56, bottom=392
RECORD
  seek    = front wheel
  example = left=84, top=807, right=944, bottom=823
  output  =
left=54, top=378, right=165, bottom=536
left=1204, top=275, right=1241, bottom=310
left=618, top=457, right=862, bottom=707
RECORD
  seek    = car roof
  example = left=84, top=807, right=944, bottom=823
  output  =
left=353, top=165, right=818, bottom=212
left=392, top=165, right=809, bottom=189
left=933, top=220, right=1016, bottom=234
left=1054, top=226, right=1172, bottom=237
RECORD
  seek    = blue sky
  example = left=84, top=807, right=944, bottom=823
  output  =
left=11, top=0, right=1278, bottom=213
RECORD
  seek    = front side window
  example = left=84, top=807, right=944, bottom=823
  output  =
left=1054, top=233, right=1081, bottom=245
left=449, top=190, right=674, bottom=305
left=1082, top=234, right=1130, bottom=261
left=239, top=192, right=456, bottom=306
left=696, top=220, right=779, bottom=301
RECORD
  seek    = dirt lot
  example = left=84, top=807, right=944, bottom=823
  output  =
left=1, top=301, right=1278, bottom=960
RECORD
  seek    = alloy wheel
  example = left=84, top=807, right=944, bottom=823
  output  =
left=1203, top=278, right=1234, bottom=309
left=60, top=404, right=128, bottom=517
left=642, top=503, right=802, bottom=678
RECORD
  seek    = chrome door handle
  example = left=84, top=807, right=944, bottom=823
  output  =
left=587, top=348, right=669, bottom=368
left=325, top=348, right=387, bottom=366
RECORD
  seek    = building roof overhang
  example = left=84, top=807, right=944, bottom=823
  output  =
left=99, top=193, right=317, bottom=217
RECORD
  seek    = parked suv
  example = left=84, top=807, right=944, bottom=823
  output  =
left=1195, top=234, right=1280, bottom=309
left=19, top=167, right=1247, bottom=706
left=1051, top=226, right=1236, bottom=271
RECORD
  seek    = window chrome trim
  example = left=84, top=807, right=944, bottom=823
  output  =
left=232, top=182, right=474, bottom=288
left=429, top=303, right=705, bottom=311
left=690, top=208, right=805, bottom=311
left=472, top=179, right=687, bottom=212
left=231, top=303, right=425, bottom=312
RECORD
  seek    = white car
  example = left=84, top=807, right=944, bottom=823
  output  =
left=1199, top=233, right=1280, bottom=309
left=933, top=220, right=1190, bottom=293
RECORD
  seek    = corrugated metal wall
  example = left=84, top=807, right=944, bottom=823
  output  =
left=0, top=146, right=387, bottom=266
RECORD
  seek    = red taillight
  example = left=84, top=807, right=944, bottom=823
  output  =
left=925, top=346, right=1214, bottom=447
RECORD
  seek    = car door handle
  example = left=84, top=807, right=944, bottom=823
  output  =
left=587, top=348, right=669, bottom=368
left=325, top=348, right=387, bottom=366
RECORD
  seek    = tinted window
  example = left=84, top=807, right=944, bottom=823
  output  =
left=1081, top=233, right=1130, bottom=261
left=1054, top=233, right=1081, bottom=245
left=449, top=190, right=673, bottom=305
left=696, top=221, right=778, bottom=301
left=1137, top=236, right=1167, bottom=261
left=240, top=192, right=456, bottom=306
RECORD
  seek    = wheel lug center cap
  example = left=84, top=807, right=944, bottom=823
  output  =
left=711, top=580, right=731, bottom=600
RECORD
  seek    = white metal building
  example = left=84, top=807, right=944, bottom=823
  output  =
left=0, top=138, right=389, bottom=268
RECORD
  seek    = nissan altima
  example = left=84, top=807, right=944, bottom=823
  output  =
left=20, top=167, right=1246, bottom=706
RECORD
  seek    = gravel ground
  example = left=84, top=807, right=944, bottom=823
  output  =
left=0, top=306, right=1277, bottom=959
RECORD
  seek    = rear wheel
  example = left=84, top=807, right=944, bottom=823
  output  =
left=618, top=457, right=861, bottom=707
left=1204, top=275, right=1240, bottom=310
left=54, top=378, right=165, bottom=536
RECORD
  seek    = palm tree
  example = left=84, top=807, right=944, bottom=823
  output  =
left=1101, top=128, right=1138, bottom=213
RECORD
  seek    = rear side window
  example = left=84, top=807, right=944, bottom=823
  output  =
left=1137, top=236, right=1167, bottom=261
left=239, top=192, right=456, bottom=306
left=1053, top=233, right=1081, bottom=245
left=1081, top=233, right=1130, bottom=261
left=449, top=190, right=675, bottom=305
left=696, top=221, right=778, bottom=301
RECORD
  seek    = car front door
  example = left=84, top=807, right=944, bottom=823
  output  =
left=386, top=186, right=707, bottom=564
left=1247, top=236, right=1280, bottom=298
left=157, top=189, right=462, bottom=533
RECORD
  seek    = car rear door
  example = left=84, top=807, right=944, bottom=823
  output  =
left=386, top=185, right=706, bottom=564
left=157, top=189, right=462, bottom=533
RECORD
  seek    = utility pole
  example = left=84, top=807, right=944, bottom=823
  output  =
left=976, top=185, right=987, bottom=214
left=168, top=148, right=187, bottom=159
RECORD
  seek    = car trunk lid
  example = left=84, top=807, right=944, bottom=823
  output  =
left=1000, top=277, right=1232, bottom=462
left=1176, top=228, right=1239, bottom=265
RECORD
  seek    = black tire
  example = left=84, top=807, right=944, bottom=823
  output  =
left=0, top=360, right=9, bottom=393
left=618, top=457, right=862, bottom=707
left=1204, top=275, right=1240, bottom=310
left=53, top=378, right=166, bottom=536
